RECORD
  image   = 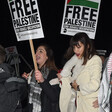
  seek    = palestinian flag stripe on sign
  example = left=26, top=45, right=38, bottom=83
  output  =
left=67, top=0, right=98, bottom=9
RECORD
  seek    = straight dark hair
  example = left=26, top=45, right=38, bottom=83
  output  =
left=69, top=32, right=96, bottom=65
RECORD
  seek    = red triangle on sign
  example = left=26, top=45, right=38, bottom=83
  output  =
left=67, top=0, right=71, bottom=4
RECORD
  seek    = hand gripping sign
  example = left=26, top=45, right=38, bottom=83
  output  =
left=7, top=0, right=44, bottom=82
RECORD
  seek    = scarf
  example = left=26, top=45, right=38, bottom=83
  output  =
left=59, top=55, right=85, bottom=112
left=61, top=54, right=85, bottom=79
left=70, top=57, right=84, bottom=82
left=98, top=52, right=112, bottom=112
left=29, top=67, right=49, bottom=112
left=107, top=53, right=112, bottom=81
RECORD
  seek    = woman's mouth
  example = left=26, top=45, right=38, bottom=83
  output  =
left=76, top=54, right=80, bottom=57
left=36, top=56, right=40, bottom=60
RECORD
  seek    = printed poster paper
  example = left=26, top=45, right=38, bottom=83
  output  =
left=61, top=0, right=101, bottom=39
left=7, top=0, right=44, bottom=41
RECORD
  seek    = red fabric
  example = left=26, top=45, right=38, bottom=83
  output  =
left=67, top=0, right=71, bottom=4
left=58, top=69, right=62, bottom=73
left=58, top=69, right=62, bottom=85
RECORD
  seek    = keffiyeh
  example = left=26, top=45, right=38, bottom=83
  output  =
left=29, top=67, right=49, bottom=112
left=98, top=52, right=112, bottom=112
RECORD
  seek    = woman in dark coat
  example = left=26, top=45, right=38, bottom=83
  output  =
left=23, top=43, right=60, bottom=112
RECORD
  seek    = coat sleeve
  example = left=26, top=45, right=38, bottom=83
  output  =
left=61, top=55, right=78, bottom=77
left=40, top=70, right=60, bottom=103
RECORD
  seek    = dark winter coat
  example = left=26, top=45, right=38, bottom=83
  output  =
left=0, top=63, right=27, bottom=112
left=40, top=70, right=60, bottom=112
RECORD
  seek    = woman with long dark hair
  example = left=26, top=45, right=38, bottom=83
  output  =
left=57, top=32, right=102, bottom=112
left=23, top=43, right=60, bottom=112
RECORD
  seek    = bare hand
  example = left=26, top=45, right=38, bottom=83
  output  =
left=35, top=70, right=44, bottom=83
left=72, top=80, right=78, bottom=90
left=22, top=72, right=29, bottom=80
left=57, top=73, right=62, bottom=80
left=93, top=99, right=99, bottom=108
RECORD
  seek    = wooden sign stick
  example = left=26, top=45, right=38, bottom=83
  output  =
left=29, top=39, right=40, bottom=82
left=29, top=39, right=38, bottom=70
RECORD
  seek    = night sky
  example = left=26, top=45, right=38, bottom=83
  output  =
left=0, top=0, right=112, bottom=71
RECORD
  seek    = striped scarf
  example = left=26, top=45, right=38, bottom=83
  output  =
left=107, top=53, right=112, bottom=81
left=29, top=67, right=49, bottom=112
left=98, top=52, right=112, bottom=112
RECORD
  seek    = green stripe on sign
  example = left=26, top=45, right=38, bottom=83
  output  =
left=68, top=0, right=98, bottom=9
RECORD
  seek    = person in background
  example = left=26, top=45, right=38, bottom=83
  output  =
left=96, top=50, right=107, bottom=72
left=93, top=53, right=112, bottom=112
left=22, top=43, right=60, bottom=112
left=57, top=32, right=102, bottom=112
left=93, top=52, right=112, bottom=112
left=0, top=44, right=23, bottom=112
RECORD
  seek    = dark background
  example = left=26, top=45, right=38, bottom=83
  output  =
left=0, top=0, right=112, bottom=72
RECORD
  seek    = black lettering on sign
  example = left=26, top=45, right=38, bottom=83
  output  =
left=64, top=5, right=97, bottom=22
left=9, top=0, right=37, bottom=19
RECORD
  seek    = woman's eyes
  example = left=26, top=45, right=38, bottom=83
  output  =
left=36, top=50, right=43, bottom=53
left=73, top=46, right=81, bottom=49
left=39, top=50, right=43, bottom=53
left=77, top=46, right=81, bottom=48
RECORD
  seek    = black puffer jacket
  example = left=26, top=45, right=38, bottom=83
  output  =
left=0, top=63, right=22, bottom=112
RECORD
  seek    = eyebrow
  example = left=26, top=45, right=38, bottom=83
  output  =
left=76, top=44, right=81, bottom=48
left=37, top=48, right=46, bottom=52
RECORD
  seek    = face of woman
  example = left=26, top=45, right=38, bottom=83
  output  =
left=36, top=46, right=48, bottom=68
left=73, top=41, right=85, bottom=59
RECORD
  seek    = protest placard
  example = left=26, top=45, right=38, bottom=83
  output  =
left=61, top=0, right=101, bottom=39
